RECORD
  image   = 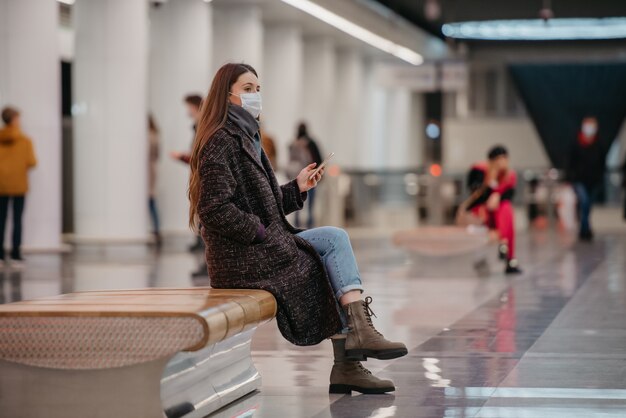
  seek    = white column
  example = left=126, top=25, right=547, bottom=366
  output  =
left=410, top=92, right=424, bottom=167
left=302, top=37, right=336, bottom=156
left=262, top=25, right=303, bottom=171
left=361, top=60, right=388, bottom=170
left=333, top=49, right=364, bottom=169
left=361, top=62, right=423, bottom=170
left=0, top=0, right=61, bottom=250
left=384, top=88, right=422, bottom=169
left=73, top=0, right=148, bottom=241
left=149, top=0, right=212, bottom=233
left=212, top=4, right=263, bottom=74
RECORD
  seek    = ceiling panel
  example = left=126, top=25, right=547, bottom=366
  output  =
left=373, top=0, right=626, bottom=39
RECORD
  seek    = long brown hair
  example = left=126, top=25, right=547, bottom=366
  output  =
left=188, top=63, right=258, bottom=232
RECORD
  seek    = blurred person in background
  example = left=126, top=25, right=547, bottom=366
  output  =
left=148, top=114, right=162, bottom=248
left=288, top=122, right=323, bottom=229
left=567, top=116, right=604, bottom=241
left=464, top=146, right=522, bottom=274
left=622, top=157, right=626, bottom=221
left=171, top=94, right=205, bottom=254
left=0, top=107, right=37, bottom=266
left=170, top=94, right=203, bottom=164
left=188, top=63, right=407, bottom=395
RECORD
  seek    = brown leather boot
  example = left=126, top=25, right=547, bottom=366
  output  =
left=344, top=296, right=408, bottom=361
left=329, top=337, right=395, bottom=394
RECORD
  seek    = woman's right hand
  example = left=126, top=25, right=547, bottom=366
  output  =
left=296, top=163, right=324, bottom=192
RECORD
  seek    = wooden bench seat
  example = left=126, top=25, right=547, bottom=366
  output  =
left=0, top=287, right=277, bottom=418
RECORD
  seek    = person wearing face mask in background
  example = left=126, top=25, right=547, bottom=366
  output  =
left=567, top=116, right=605, bottom=241
left=463, top=146, right=522, bottom=274
left=188, top=63, right=407, bottom=395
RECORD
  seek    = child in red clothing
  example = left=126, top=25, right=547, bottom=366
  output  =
left=465, top=146, right=522, bottom=274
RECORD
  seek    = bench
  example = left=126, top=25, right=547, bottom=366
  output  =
left=0, top=287, right=276, bottom=418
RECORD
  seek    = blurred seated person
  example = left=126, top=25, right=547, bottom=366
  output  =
left=462, top=146, right=522, bottom=274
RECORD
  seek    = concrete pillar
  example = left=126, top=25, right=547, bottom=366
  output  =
left=302, top=37, right=336, bottom=156
left=149, top=0, right=212, bottom=233
left=212, top=3, right=263, bottom=74
left=0, top=0, right=61, bottom=250
left=333, top=49, right=364, bottom=170
left=360, top=61, right=388, bottom=170
left=73, top=0, right=148, bottom=240
left=384, top=88, right=422, bottom=169
left=361, top=61, right=424, bottom=171
left=262, top=25, right=303, bottom=171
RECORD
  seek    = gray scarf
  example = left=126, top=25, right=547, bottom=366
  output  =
left=227, top=104, right=261, bottom=156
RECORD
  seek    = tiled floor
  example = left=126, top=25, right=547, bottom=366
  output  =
left=2, top=228, right=626, bottom=417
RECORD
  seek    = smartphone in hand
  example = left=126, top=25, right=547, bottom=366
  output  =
left=308, top=152, right=335, bottom=181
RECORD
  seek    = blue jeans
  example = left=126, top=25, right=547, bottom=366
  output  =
left=148, top=197, right=160, bottom=234
left=297, top=226, right=364, bottom=299
left=573, top=183, right=599, bottom=234
left=297, top=226, right=364, bottom=330
left=0, top=196, right=25, bottom=259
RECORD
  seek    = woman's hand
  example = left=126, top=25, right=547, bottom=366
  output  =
left=170, top=151, right=190, bottom=164
left=296, top=163, right=324, bottom=192
left=170, top=151, right=184, bottom=160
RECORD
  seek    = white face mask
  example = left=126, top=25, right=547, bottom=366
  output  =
left=582, top=122, right=597, bottom=137
left=231, top=92, right=262, bottom=119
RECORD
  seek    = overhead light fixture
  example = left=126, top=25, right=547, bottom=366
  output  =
left=442, top=18, right=626, bottom=41
left=280, top=0, right=423, bottom=65
left=57, top=0, right=75, bottom=5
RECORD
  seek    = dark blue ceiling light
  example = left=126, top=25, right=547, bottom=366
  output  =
left=442, top=18, right=626, bottom=41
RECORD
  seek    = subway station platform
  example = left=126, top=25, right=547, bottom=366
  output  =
left=2, top=224, right=626, bottom=418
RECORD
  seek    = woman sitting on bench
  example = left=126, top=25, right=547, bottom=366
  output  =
left=187, top=63, right=407, bottom=395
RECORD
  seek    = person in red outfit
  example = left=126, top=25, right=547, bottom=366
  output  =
left=465, top=146, right=522, bottom=274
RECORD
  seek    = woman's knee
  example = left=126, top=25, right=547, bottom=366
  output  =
left=319, top=226, right=350, bottom=243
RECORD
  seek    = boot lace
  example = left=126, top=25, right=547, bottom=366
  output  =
left=356, top=362, right=372, bottom=375
left=363, top=296, right=383, bottom=336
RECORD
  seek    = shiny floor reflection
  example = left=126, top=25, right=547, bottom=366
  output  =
left=3, top=230, right=626, bottom=418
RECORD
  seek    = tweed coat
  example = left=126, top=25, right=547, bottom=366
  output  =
left=198, top=119, right=342, bottom=346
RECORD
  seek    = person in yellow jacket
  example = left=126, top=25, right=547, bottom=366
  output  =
left=0, top=107, right=37, bottom=265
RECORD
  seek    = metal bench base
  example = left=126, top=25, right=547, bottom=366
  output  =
left=0, top=328, right=261, bottom=418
